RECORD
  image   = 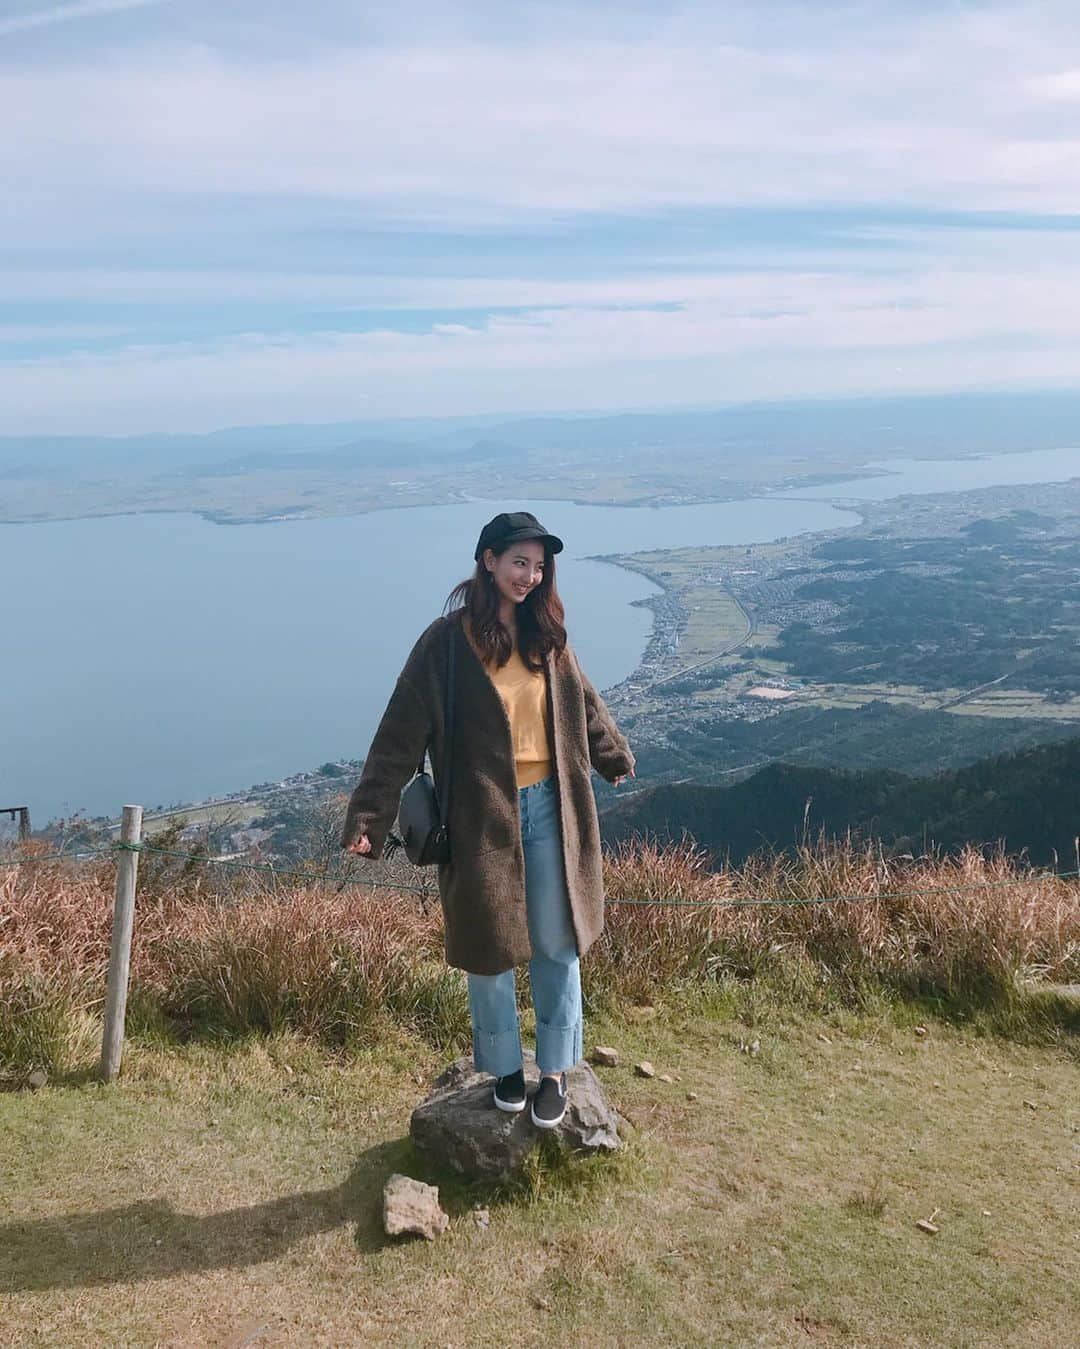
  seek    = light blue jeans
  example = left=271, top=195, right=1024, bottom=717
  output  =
left=467, top=775, right=584, bottom=1077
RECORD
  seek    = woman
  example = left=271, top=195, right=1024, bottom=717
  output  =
left=340, top=510, right=635, bottom=1128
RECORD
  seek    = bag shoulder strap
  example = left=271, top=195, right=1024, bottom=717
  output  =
left=439, top=618, right=455, bottom=827
left=413, top=616, right=457, bottom=783
left=389, top=619, right=455, bottom=865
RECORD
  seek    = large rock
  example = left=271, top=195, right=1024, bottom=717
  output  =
left=410, top=1051, right=624, bottom=1181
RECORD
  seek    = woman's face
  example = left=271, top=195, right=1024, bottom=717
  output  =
left=484, top=539, right=546, bottom=610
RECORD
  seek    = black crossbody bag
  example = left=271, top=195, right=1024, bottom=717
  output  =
left=391, top=624, right=455, bottom=866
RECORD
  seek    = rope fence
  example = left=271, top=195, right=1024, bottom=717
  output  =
left=122, top=842, right=1080, bottom=910
left=3, top=835, right=1077, bottom=910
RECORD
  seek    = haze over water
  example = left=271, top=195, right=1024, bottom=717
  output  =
left=4, top=443, right=1079, bottom=824
left=790, top=445, right=1080, bottom=501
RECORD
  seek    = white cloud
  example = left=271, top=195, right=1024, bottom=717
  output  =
left=5, top=2, right=1080, bottom=430
left=0, top=0, right=170, bottom=38
left=3, top=3, right=1080, bottom=231
left=5, top=219, right=1080, bottom=324
left=1029, top=67, right=1080, bottom=99
left=6, top=244, right=1080, bottom=433
left=0, top=321, right=132, bottom=340
left=7, top=326, right=1078, bottom=436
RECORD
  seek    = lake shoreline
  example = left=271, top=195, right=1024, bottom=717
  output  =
left=9, top=448, right=1080, bottom=825
left=8, top=435, right=1080, bottom=531
left=0, top=467, right=884, bottom=530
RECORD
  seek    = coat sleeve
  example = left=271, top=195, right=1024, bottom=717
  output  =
left=574, top=652, right=635, bottom=782
left=340, top=642, right=433, bottom=858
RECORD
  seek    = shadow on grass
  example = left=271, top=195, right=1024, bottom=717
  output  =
left=0, top=1126, right=627, bottom=1295
left=0, top=1136, right=422, bottom=1293
left=0, top=1064, right=103, bottom=1095
left=889, top=986, right=1080, bottom=1047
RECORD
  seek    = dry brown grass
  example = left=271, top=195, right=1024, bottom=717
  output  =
left=599, top=836, right=1080, bottom=1005
left=1, top=850, right=463, bottom=1074
left=2, top=837, right=1077, bottom=1079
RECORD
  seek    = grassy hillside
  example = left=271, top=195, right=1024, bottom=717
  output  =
left=1, top=837, right=1077, bottom=1345
left=3, top=1013, right=1077, bottom=1347
left=603, top=736, right=1080, bottom=868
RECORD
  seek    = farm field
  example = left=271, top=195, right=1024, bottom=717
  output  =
left=949, top=691, right=1080, bottom=721
left=678, top=587, right=750, bottom=666
left=2, top=1008, right=1077, bottom=1348
left=771, top=683, right=1080, bottom=721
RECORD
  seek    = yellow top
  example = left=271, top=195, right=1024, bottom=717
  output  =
left=466, top=619, right=552, bottom=788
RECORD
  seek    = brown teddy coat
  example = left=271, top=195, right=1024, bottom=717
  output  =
left=340, top=608, right=635, bottom=975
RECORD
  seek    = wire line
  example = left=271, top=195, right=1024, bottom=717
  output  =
left=8, top=839, right=1074, bottom=911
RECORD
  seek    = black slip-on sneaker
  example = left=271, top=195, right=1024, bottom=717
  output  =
left=493, top=1068, right=527, bottom=1113
left=530, top=1072, right=568, bottom=1129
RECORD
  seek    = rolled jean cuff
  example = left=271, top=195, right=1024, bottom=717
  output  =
left=535, top=1017, right=583, bottom=1075
left=471, top=1024, right=524, bottom=1078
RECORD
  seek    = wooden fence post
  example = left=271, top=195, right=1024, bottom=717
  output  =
left=100, top=804, right=143, bottom=1082
left=1, top=805, right=31, bottom=841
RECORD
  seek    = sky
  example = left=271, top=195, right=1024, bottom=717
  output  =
left=3, top=0, right=1080, bottom=435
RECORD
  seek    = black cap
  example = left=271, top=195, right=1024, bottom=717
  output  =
left=474, top=510, right=564, bottom=561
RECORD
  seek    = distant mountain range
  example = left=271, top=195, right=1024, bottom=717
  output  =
left=7, top=388, right=1080, bottom=475
left=601, top=736, right=1080, bottom=868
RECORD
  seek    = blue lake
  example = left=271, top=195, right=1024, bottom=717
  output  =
left=3, top=441, right=1079, bottom=824
left=790, top=444, right=1080, bottom=500
left=3, top=495, right=853, bottom=823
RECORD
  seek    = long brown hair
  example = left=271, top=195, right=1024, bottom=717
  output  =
left=445, top=541, right=567, bottom=672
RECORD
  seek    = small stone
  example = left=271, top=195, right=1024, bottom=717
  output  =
left=26, top=1068, right=48, bottom=1091
left=634, top=1061, right=655, bottom=1078
left=591, top=1045, right=619, bottom=1067
left=383, top=1173, right=449, bottom=1241
left=282, top=1064, right=294, bottom=1076
left=981, top=1209, right=992, bottom=1217
left=914, top=1025, right=928, bottom=1037
left=686, top=1091, right=699, bottom=1102
left=658, top=1073, right=674, bottom=1084
left=915, top=1218, right=939, bottom=1235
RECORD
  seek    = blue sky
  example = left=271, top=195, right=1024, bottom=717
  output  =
left=2, top=0, right=1080, bottom=434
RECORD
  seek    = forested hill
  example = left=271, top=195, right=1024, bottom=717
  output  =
left=600, top=737, right=1080, bottom=867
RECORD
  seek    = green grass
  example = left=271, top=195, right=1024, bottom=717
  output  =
left=2, top=1003, right=1077, bottom=1348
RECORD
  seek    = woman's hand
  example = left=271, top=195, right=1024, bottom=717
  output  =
left=345, top=834, right=372, bottom=855
left=612, top=768, right=636, bottom=788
